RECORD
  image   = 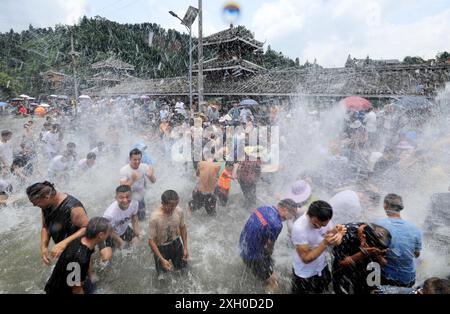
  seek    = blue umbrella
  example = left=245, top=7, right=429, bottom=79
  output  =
left=0, top=102, right=8, bottom=107
left=393, top=96, right=433, bottom=111
left=239, top=99, right=259, bottom=106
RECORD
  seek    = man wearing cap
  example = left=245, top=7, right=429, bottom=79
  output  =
left=239, top=199, right=298, bottom=293
left=375, top=194, right=422, bottom=288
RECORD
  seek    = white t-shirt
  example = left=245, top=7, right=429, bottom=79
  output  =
left=329, top=190, right=362, bottom=225
left=240, top=108, right=252, bottom=122
left=175, top=101, right=184, bottom=113
left=292, top=214, right=334, bottom=278
left=364, top=111, right=377, bottom=133
left=103, top=200, right=139, bottom=236
left=119, top=163, right=149, bottom=201
left=77, top=158, right=92, bottom=173
left=48, top=155, right=70, bottom=174
left=42, top=131, right=59, bottom=155
left=0, top=140, right=13, bottom=167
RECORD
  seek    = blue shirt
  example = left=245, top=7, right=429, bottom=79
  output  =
left=375, top=217, right=422, bottom=284
left=239, top=206, right=283, bottom=260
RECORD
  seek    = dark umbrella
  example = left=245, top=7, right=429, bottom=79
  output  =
left=392, top=96, right=433, bottom=111
left=10, top=98, right=23, bottom=101
left=57, top=95, right=69, bottom=100
left=341, top=96, right=372, bottom=111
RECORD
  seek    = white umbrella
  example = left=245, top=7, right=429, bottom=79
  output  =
left=39, top=103, right=50, bottom=108
left=79, top=95, right=91, bottom=100
left=49, top=94, right=58, bottom=98
left=19, top=94, right=30, bottom=99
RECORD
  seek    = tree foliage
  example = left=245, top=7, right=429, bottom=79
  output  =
left=0, top=17, right=301, bottom=98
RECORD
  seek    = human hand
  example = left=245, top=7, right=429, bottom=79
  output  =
left=50, top=242, right=66, bottom=259
left=161, top=258, right=173, bottom=271
left=364, top=247, right=387, bottom=256
left=41, top=247, right=51, bottom=266
left=182, top=248, right=189, bottom=261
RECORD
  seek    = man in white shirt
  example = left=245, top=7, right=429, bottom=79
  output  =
left=99, top=185, right=141, bottom=262
left=42, top=124, right=61, bottom=160
left=364, top=108, right=377, bottom=148
left=240, top=107, right=253, bottom=123
left=0, top=130, right=13, bottom=176
left=175, top=100, right=185, bottom=115
left=77, top=152, right=96, bottom=176
left=291, top=200, right=346, bottom=294
left=47, top=151, right=72, bottom=184
left=119, top=148, right=156, bottom=221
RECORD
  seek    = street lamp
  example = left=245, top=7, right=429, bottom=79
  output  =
left=169, top=6, right=198, bottom=115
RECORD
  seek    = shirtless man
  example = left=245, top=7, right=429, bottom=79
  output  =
left=187, top=160, right=221, bottom=216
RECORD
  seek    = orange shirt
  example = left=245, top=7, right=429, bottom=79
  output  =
left=218, top=169, right=231, bottom=191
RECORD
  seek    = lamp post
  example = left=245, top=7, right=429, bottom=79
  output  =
left=169, top=7, right=198, bottom=115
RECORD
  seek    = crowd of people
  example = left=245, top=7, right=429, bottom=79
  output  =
left=0, top=94, right=449, bottom=295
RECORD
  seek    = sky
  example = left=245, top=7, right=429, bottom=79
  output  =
left=1, top=0, right=450, bottom=68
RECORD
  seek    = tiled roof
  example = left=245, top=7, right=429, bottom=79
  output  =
left=91, top=56, right=135, bottom=71
left=203, top=27, right=263, bottom=50
left=88, top=64, right=450, bottom=98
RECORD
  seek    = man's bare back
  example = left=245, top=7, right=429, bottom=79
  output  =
left=197, top=161, right=221, bottom=193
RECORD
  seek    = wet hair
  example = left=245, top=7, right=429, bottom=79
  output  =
left=85, top=217, right=111, bottom=239
left=116, top=185, right=131, bottom=194
left=43, top=122, right=51, bottom=128
left=1, top=130, right=12, bottom=137
left=161, top=190, right=179, bottom=204
left=86, top=152, right=96, bottom=160
left=26, top=181, right=56, bottom=200
left=422, top=277, right=450, bottom=294
left=66, top=142, right=76, bottom=148
left=225, top=161, right=234, bottom=168
left=278, top=198, right=298, bottom=215
left=129, top=148, right=142, bottom=158
left=307, top=200, right=333, bottom=222
left=384, top=193, right=404, bottom=211
left=364, top=224, right=391, bottom=249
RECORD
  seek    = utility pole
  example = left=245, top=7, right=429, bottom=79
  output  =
left=198, top=0, right=204, bottom=112
left=69, top=28, right=79, bottom=100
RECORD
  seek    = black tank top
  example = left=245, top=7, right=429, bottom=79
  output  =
left=43, top=194, right=86, bottom=244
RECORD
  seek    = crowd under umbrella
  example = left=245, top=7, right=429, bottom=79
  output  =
left=392, top=96, right=433, bottom=111
left=341, top=96, right=372, bottom=111
left=239, top=98, right=259, bottom=106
